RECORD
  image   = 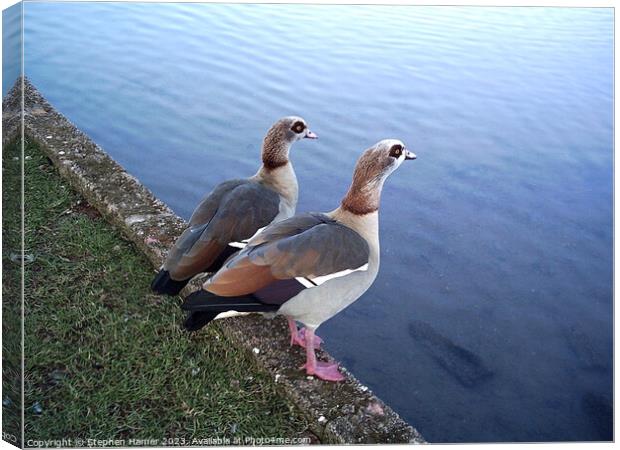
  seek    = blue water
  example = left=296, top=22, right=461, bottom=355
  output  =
left=14, top=3, right=613, bottom=442
left=2, top=3, right=21, bottom=96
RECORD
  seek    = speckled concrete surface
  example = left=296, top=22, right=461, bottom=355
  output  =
left=3, top=77, right=425, bottom=444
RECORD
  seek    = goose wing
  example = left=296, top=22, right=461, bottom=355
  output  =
left=164, top=179, right=280, bottom=280
left=205, top=212, right=370, bottom=298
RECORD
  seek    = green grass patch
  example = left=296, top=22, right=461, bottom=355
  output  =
left=4, top=138, right=310, bottom=444
left=3, top=136, right=24, bottom=445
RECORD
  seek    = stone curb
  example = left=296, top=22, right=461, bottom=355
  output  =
left=3, top=78, right=425, bottom=445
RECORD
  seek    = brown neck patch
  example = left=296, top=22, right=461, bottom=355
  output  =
left=341, top=196, right=379, bottom=215
left=340, top=149, right=390, bottom=215
left=261, top=121, right=290, bottom=171
left=263, top=159, right=289, bottom=170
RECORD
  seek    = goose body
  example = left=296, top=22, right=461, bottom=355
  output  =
left=276, top=208, right=379, bottom=329
left=182, top=139, right=416, bottom=381
left=151, top=116, right=317, bottom=295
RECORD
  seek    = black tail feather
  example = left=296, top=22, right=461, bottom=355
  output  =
left=183, top=311, right=220, bottom=332
left=151, top=270, right=191, bottom=296
left=151, top=245, right=241, bottom=296
left=182, top=289, right=279, bottom=312
left=180, top=289, right=279, bottom=331
left=204, top=244, right=240, bottom=272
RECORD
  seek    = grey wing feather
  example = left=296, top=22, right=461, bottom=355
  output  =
left=188, top=179, right=246, bottom=226
left=248, top=212, right=327, bottom=246
left=200, top=181, right=281, bottom=245
left=241, top=213, right=370, bottom=279
left=167, top=223, right=209, bottom=260
left=164, top=179, right=244, bottom=268
left=163, top=179, right=280, bottom=272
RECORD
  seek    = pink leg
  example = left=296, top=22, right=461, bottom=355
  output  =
left=299, top=327, right=323, bottom=348
left=288, top=318, right=304, bottom=347
left=301, top=328, right=345, bottom=382
left=287, top=318, right=322, bottom=349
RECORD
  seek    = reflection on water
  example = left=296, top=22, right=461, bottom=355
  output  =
left=17, top=3, right=613, bottom=442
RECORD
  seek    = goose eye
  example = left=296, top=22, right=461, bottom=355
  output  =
left=389, top=144, right=403, bottom=158
left=292, top=121, right=305, bottom=133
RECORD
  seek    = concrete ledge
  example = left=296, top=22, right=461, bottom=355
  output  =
left=3, top=78, right=425, bottom=444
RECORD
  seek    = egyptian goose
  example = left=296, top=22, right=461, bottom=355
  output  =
left=183, top=139, right=415, bottom=381
left=151, top=117, right=317, bottom=302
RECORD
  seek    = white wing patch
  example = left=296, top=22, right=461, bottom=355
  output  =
left=228, top=226, right=267, bottom=250
left=296, top=277, right=316, bottom=288
left=214, top=311, right=253, bottom=320
left=246, top=226, right=267, bottom=244
left=308, top=264, right=369, bottom=286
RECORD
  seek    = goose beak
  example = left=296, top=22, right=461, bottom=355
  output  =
left=305, top=130, right=318, bottom=139
left=404, top=149, right=417, bottom=160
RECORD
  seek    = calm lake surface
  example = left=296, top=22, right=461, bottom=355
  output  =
left=13, top=3, right=613, bottom=442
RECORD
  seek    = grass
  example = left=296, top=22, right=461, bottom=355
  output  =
left=3, top=135, right=24, bottom=445
left=3, top=137, right=311, bottom=445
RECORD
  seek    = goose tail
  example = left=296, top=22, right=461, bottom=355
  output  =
left=181, top=289, right=279, bottom=331
left=151, top=269, right=190, bottom=296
